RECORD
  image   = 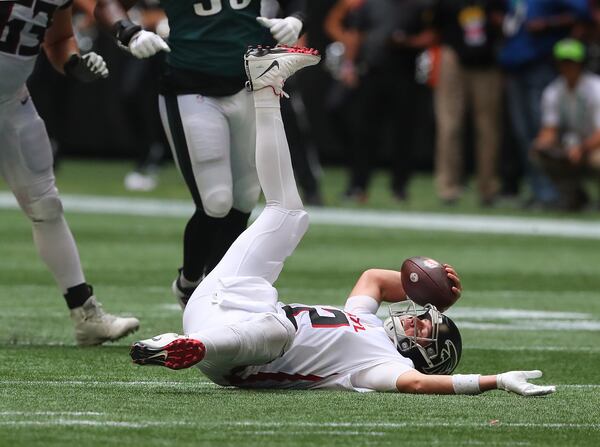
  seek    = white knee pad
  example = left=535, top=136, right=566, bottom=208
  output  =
left=26, top=194, right=63, bottom=222
left=233, top=176, right=261, bottom=214
left=202, top=188, right=233, bottom=218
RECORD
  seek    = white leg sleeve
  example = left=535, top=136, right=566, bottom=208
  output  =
left=253, top=88, right=303, bottom=210
left=32, top=214, right=86, bottom=293
left=0, top=90, right=85, bottom=293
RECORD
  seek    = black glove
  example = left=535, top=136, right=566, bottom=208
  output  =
left=63, top=53, right=109, bottom=82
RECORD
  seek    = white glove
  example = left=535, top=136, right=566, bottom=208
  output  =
left=497, top=370, right=556, bottom=396
left=256, top=16, right=302, bottom=45
left=64, top=52, right=108, bottom=82
left=128, top=30, right=170, bottom=59
left=155, top=18, right=170, bottom=39
left=82, top=52, right=109, bottom=79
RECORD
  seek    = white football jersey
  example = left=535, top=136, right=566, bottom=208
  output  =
left=226, top=298, right=414, bottom=391
left=0, top=0, right=72, bottom=100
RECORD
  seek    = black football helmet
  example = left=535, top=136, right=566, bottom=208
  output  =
left=383, top=300, right=462, bottom=375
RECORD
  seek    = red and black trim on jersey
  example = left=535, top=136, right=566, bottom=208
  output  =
left=225, top=370, right=331, bottom=388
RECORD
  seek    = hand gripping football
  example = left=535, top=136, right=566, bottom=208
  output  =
left=400, top=256, right=458, bottom=312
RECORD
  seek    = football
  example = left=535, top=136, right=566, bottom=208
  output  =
left=400, top=256, right=458, bottom=311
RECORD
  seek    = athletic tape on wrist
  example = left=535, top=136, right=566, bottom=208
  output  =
left=452, top=374, right=481, bottom=395
left=113, top=19, right=142, bottom=46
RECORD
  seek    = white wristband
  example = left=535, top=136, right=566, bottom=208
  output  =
left=452, top=374, right=481, bottom=395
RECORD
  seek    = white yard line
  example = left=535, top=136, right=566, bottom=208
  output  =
left=0, top=419, right=598, bottom=430
left=0, top=411, right=103, bottom=416
left=1, top=192, right=599, bottom=239
left=0, top=380, right=218, bottom=388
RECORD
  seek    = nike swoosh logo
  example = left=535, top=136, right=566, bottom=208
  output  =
left=148, top=351, right=168, bottom=360
left=257, top=60, right=279, bottom=79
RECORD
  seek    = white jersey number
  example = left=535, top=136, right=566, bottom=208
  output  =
left=0, top=0, right=59, bottom=56
left=193, top=0, right=252, bottom=16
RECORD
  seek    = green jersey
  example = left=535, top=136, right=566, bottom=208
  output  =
left=161, top=0, right=271, bottom=77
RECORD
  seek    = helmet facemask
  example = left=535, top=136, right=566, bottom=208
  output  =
left=384, top=300, right=462, bottom=375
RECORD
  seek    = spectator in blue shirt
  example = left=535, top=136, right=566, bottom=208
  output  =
left=499, top=0, right=591, bottom=208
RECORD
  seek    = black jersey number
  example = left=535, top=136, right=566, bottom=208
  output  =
left=194, top=0, right=252, bottom=16
left=283, top=305, right=350, bottom=329
left=0, top=0, right=59, bottom=56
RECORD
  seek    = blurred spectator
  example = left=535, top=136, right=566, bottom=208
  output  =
left=296, top=0, right=349, bottom=164
left=326, top=0, right=436, bottom=203
left=281, top=77, right=325, bottom=206
left=263, top=1, right=324, bottom=205
left=432, top=0, right=504, bottom=206
left=499, top=0, right=591, bottom=209
left=532, top=39, right=600, bottom=211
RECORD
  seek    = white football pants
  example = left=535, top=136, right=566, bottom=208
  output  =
left=182, top=88, right=307, bottom=384
left=158, top=89, right=261, bottom=217
left=0, top=85, right=85, bottom=293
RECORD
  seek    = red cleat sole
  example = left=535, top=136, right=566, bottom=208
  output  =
left=130, top=337, right=206, bottom=370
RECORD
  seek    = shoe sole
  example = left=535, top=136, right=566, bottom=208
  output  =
left=245, top=45, right=320, bottom=60
left=130, top=338, right=205, bottom=370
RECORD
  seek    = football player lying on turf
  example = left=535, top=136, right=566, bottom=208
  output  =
left=130, top=46, right=555, bottom=397
left=0, top=0, right=139, bottom=345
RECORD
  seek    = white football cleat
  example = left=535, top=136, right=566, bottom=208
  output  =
left=70, top=296, right=140, bottom=346
left=244, top=45, right=321, bottom=97
left=130, top=333, right=206, bottom=370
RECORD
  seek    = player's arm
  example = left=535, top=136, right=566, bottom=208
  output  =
left=43, top=6, right=108, bottom=81
left=324, top=0, right=362, bottom=60
left=349, top=266, right=461, bottom=305
left=533, top=85, right=560, bottom=152
left=396, top=370, right=556, bottom=396
left=349, top=269, right=407, bottom=305
left=532, top=127, right=559, bottom=151
left=257, top=0, right=306, bottom=45
left=94, top=0, right=169, bottom=58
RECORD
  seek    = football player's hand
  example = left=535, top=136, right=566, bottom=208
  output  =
left=128, top=30, right=170, bottom=58
left=64, top=52, right=109, bottom=82
left=443, top=264, right=462, bottom=299
left=497, top=370, right=556, bottom=396
left=256, top=16, right=302, bottom=45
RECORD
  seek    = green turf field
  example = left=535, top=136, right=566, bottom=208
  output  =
left=0, top=161, right=599, bottom=446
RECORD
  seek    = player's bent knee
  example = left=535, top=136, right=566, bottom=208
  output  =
left=233, top=178, right=261, bottom=213
left=234, top=185, right=261, bottom=214
left=26, top=195, right=63, bottom=222
left=203, top=189, right=233, bottom=218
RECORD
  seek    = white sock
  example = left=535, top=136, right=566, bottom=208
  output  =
left=253, top=87, right=282, bottom=109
